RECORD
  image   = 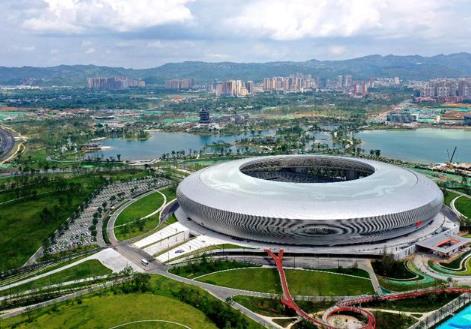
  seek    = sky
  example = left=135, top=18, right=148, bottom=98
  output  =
left=1, top=0, right=471, bottom=68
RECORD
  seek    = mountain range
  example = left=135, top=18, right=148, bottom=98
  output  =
left=1, top=53, right=471, bottom=86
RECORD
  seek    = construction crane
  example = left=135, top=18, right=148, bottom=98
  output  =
left=447, top=146, right=458, bottom=164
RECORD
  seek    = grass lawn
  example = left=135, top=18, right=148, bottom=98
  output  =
left=116, top=208, right=179, bottom=242
left=115, top=216, right=160, bottom=241
left=365, top=293, right=459, bottom=312
left=233, top=295, right=334, bottom=317
left=431, top=255, right=471, bottom=276
left=0, top=260, right=111, bottom=296
left=377, top=276, right=438, bottom=292
left=115, top=189, right=170, bottom=241
left=373, top=311, right=417, bottom=329
left=115, top=191, right=165, bottom=227
left=456, top=196, right=471, bottom=218
left=160, top=186, right=176, bottom=201
left=3, top=274, right=264, bottom=329
left=444, top=190, right=460, bottom=206
left=151, top=275, right=263, bottom=329
left=273, top=318, right=297, bottom=327
left=439, top=250, right=471, bottom=270
left=2, top=293, right=218, bottom=329
left=198, top=268, right=374, bottom=296
left=0, top=170, right=153, bottom=272
left=170, top=259, right=256, bottom=279
left=0, top=176, right=103, bottom=272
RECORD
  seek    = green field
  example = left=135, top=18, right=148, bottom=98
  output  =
left=377, top=261, right=439, bottom=292
left=373, top=311, right=417, bottom=329
left=3, top=274, right=264, bottom=329
left=170, top=258, right=256, bottom=279
left=115, top=191, right=165, bottom=226
left=115, top=187, right=177, bottom=241
left=2, top=293, right=218, bottom=329
left=444, top=190, right=460, bottom=206
left=1, top=260, right=111, bottom=296
left=0, top=171, right=154, bottom=272
left=233, top=295, right=334, bottom=317
left=160, top=186, right=176, bottom=201
left=0, top=176, right=104, bottom=272
left=456, top=196, right=471, bottom=218
left=430, top=252, right=471, bottom=276
left=365, top=293, right=459, bottom=313
left=198, top=268, right=374, bottom=296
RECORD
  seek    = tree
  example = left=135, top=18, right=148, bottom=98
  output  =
left=39, top=207, right=52, bottom=223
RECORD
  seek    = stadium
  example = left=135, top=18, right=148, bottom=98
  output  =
left=176, top=155, right=449, bottom=249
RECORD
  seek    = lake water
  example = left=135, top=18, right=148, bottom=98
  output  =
left=88, top=130, right=275, bottom=160
left=89, top=128, right=470, bottom=163
left=357, top=128, right=471, bottom=163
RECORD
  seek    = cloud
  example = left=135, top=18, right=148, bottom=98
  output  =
left=328, top=46, right=347, bottom=57
left=228, top=0, right=454, bottom=41
left=23, top=0, right=194, bottom=33
left=0, top=0, right=470, bottom=67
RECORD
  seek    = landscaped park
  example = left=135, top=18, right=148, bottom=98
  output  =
left=197, top=267, right=374, bottom=296
left=114, top=186, right=176, bottom=241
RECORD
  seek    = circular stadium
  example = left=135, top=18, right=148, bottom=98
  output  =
left=176, top=155, right=444, bottom=246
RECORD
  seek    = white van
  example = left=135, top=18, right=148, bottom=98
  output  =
left=141, top=258, right=149, bottom=266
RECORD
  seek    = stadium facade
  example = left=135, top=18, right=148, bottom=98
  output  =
left=176, top=155, right=445, bottom=247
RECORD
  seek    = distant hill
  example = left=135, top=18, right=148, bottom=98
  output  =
left=1, top=53, right=471, bottom=86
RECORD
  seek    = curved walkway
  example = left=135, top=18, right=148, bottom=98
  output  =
left=113, top=190, right=167, bottom=229
left=451, top=195, right=470, bottom=219
left=109, top=319, right=192, bottom=329
left=413, top=254, right=471, bottom=285
left=266, top=249, right=375, bottom=329
left=430, top=251, right=471, bottom=276
left=107, top=188, right=167, bottom=245
left=0, top=248, right=142, bottom=292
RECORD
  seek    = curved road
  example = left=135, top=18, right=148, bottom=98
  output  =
left=105, top=192, right=283, bottom=328
left=0, top=126, right=15, bottom=162
left=106, top=196, right=386, bottom=328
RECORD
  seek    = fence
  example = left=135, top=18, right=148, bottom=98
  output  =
left=408, top=293, right=471, bottom=329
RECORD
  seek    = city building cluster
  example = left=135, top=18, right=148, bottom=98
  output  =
left=415, top=78, right=471, bottom=102
left=263, top=74, right=317, bottom=92
left=87, top=77, right=145, bottom=90
left=210, top=80, right=255, bottom=97
left=164, top=79, right=194, bottom=90
left=163, top=73, right=404, bottom=98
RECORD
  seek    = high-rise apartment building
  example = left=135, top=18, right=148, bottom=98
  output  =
left=164, top=79, right=194, bottom=90
left=87, top=77, right=145, bottom=90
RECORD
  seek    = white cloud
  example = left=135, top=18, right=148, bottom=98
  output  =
left=9, top=44, right=36, bottom=52
left=23, top=0, right=194, bottom=33
left=328, top=46, right=347, bottom=57
left=228, top=0, right=455, bottom=40
left=84, top=47, right=95, bottom=54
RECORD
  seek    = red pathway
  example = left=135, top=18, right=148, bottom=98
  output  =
left=265, top=249, right=376, bottom=329
left=266, top=248, right=471, bottom=329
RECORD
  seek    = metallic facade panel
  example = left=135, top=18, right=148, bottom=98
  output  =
left=177, top=155, right=444, bottom=246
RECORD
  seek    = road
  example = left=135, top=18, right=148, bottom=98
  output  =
left=112, top=243, right=278, bottom=328
left=106, top=198, right=278, bottom=328
left=0, top=126, right=15, bottom=162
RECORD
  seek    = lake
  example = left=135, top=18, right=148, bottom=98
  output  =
left=89, top=128, right=470, bottom=163
left=88, top=130, right=275, bottom=160
left=357, top=128, right=471, bottom=163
